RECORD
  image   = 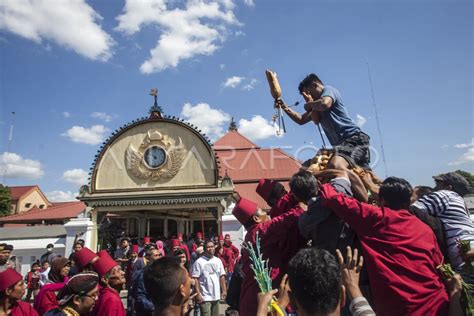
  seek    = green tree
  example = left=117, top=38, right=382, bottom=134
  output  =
left=0, top=184, right=11, bottom=217
left=455, top=170, right=474, bottom=194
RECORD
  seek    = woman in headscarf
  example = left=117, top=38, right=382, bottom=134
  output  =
left=155, top=240, right=166, bottom=257
left=34, top=257, right=70, bottom=314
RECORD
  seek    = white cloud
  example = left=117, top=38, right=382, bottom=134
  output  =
left=449, top=138, right=474, bottom=166
left=62, top=168, right=88, bottom=186
left=449, top=148, right=474, bottom=166
left=0, top=0, right=114, bottom=61
left=46, top=190, right=77, bottom=202
left=115, top=0, right=241, bottom=73
left=242, top=78, right=258, bottom=91
left=0, top=152, right=44, bottom=180
left=238, top=115, right=281, bottom=141
left=62, top=112, right=71, bottom=118
left=223, top=76, right=257, bottom=90
left=181, top=103, right=231, bottom=140
left=91, top=112, right=114, bottom=122
left=243, top=0, right=255, bottom=6
left=355, top=114, right=367, bottom=127
left=62, top=125, right=109, bottom=145
left=223, top=76, right=244, bottom=88
left=454, top=139, right=474, bottom=149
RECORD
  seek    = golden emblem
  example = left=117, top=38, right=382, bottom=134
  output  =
left=126, top=129, right=187, bottom=180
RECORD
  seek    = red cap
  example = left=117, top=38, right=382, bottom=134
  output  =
left=131, top=245, right=139, bottom=253
left=232, top=197, right=258, bottom=225
left=143, top=237, right=151, bottom=244
left=225, top=234, right=231, bottom=239
left=170, top=239, right=180, bottom=248
left=256, top=179, right=277, bottom=202
left=196, top=232, right=203, bottom=238
left=75, top=247, right=98, bottom=268
left=0, top=269, right=22, bottom=292
left=93, top=251, right=118, bottom=277
left=218, top=235, right=224, bottom=241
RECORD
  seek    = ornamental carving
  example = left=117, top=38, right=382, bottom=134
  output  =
left=87, top=196, right=225, bottom=207
left=126, top=129, right=187, bottom=180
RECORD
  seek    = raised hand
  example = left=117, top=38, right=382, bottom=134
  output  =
left=336, top=246, right=364, bottom=300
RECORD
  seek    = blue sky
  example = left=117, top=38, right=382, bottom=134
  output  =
left=1, top=0, right=472, bottom=201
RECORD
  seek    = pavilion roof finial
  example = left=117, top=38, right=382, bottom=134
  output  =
left=228, top=117, right=238, bottom=131
left=149, top=88, right=163, bottom=118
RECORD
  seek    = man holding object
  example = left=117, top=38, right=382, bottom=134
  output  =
left=278, top=73, right=371, bottom=171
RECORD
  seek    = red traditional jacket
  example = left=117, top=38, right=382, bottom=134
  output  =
left=269, top=192, right=297, bottom=218
left=92, top=287, right=126, bottom=316
left=10, top=301, right=39, bottom=316
left=270, top=192, right=307, bottom=268
left=34, top=280, right=67, bottom=315
left=319, top=183, right=449, bottom=316
left=239, top=207, right=303, bottom=316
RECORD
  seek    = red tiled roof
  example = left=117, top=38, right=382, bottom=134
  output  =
left=215, top=131, right=300, bottom=181
left=0, top=201, right=85, bottom=223
left=234, top=182, right=290, bottom=209
left=8, top=186, right=38, bottom=200
left=213, top=131, right=300, bottom=208
left=214, top=131, right=259, bottom=150
left=216, top=148, right=301, bottom=181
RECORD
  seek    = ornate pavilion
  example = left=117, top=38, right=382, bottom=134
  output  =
left=78, top=96, right=234, bottom=247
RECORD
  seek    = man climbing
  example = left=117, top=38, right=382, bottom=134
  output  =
left=279, top=73, right=371, bottom=171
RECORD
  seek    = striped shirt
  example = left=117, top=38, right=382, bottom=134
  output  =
left=411, top=190, right=474, bottom=270
left=350, top=297, right=376, bottom=316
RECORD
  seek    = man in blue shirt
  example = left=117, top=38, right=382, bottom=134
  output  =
left=279, top=73, right=371, bottom=170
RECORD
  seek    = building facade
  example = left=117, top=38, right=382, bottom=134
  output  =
left=78, top=107, right=234, bottom=249
left=9, top=186, right=52, bottom=215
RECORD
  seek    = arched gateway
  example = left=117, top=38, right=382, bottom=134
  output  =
left=78, top=98, right=234, bottom=249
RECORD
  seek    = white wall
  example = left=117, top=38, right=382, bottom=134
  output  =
left=1, top=238, right=66, bottom=276
left=221, top=214, right=245, bottom=252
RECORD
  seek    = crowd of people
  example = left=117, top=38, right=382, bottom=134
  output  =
left=0, top=230, right=241, bottom=316
left=1, top=72, right=473, bottom=316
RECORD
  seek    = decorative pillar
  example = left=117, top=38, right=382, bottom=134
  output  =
left=64, top=209, right=95, bottom=256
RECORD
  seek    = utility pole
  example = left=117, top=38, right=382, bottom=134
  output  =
left=366, top=62, right=388, bottom=177
left=2, top=112, right=15, bottom=184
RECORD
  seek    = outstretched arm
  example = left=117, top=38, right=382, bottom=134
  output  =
left=346, top=169, right=369, bottom=203
left=310, top=169, right=368, bottom=202
left=319, top=183, right=381, bottom=234
left=276, top=99, right=313, bottom=125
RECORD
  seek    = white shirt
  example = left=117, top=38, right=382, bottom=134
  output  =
left=192, top=255, right=225, bottom=301
left=39, top=267, right=50, bottom=286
